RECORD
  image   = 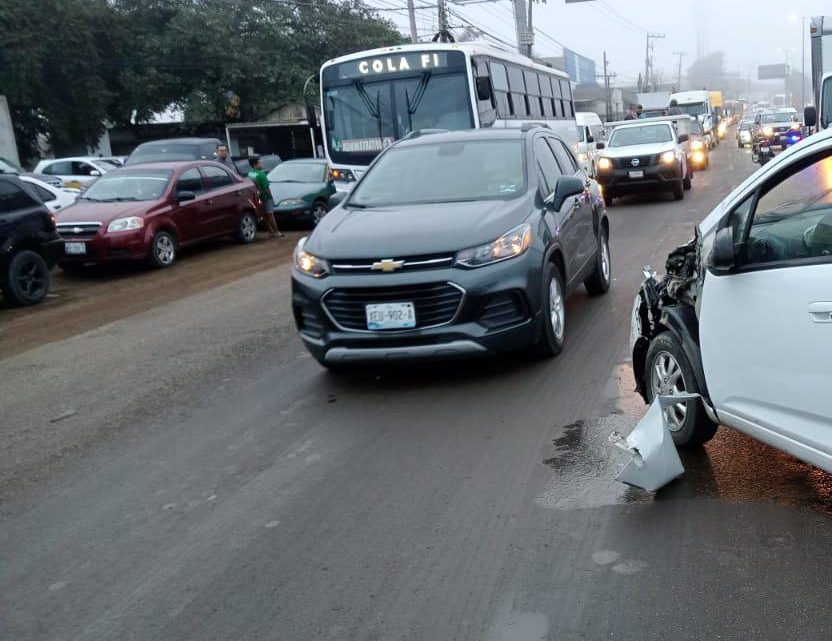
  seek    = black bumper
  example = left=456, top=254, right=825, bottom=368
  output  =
left=597, top=163, right=682, bottom=194
left=291, top=252, right=546, bottom=364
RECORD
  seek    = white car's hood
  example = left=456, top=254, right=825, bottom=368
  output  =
left=602, top=142, right=677, bottom=158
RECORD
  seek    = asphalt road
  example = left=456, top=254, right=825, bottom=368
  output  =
left=4, top=138, right=832, bottom=641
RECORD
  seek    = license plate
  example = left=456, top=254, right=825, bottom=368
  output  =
left=65, top=242, right=86, bottom=255
left=366, top=302, right=416, bottom=330
left=628, top=170, right=644, bottom=179
left=760, top=146, right=770, bottom=153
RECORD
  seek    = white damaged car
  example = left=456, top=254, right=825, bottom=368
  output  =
left=630, top=128, right=832, bottom=471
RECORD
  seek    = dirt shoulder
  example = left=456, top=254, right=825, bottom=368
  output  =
left=0, top=231, right=302, bottom=360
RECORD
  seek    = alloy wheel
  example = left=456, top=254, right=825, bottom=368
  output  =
left=313, top=202, right=328, bottom=225
left=156, top=235, right=175, bottom=265
left=241, top=215, right=257, bottom=241
left=650, top=350, right=687, bottom=431
left=16, top=258, right=47, bottom=298
left=549, top=277, right=565, bottom=341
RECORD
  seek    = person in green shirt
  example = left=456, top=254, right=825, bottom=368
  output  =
left=247, top=155, right=282, bottom=238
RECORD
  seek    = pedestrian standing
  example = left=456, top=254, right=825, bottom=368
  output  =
left=215, top=144, right=236, bottom=172
left=635, top=104, right=644, bottom=118
left=248, top=155, right=282, bottom=238
left=623, top=105, right=637, bottom=120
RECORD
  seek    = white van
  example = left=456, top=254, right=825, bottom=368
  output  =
left=575, top=112, right=605, bottom=176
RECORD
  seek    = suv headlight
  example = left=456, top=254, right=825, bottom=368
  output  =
left=107, top=216, right=144, bottom=232
left=690, top=139, right=704, bottom=150
left=293, top=237, right=328, bottom=277
left=660, top=151, right=676, bottom=164
left=763, top=126, right=773, bottom=136
left=597, top=157, right=612, bottom=171
left=455, top=223, right=532, bottom=268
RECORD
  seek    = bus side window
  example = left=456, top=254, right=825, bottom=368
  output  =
left=507, top=65, right=528, bottom=117
left=560, top=80, right=574, bottom=118
left=552, top=77, right=564, bottom=118
left=540, top=74, right=555, bottom=118
left=473, top=57, right=497, bottom=127
left=489, top=61, right=511, bottom=118
left=525, top=71, right=542, bottom=118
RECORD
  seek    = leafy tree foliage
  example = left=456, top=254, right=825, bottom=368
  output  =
left=0, top=0, right=403, bottom=162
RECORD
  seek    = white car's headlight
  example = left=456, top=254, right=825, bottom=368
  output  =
left=763, top=126, right=773, bottom=136
left=598, top=157, right=612, bottom=171
left=577, top=152, right=589, bottom=163
left=455, top=223, right=532, bottom=268
left=660, top=151, right=676, bottom=164
left=279, top=198, right=306, bottom=207
left=107, top=216, right=144, bottom=232
left=293, top=237, right=328, bottom=277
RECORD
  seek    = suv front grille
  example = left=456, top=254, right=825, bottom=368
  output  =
left=322, top=282, right=463, bottom=331
left=614, top=154, right=657, bottom=169
left=57, top=222, right=102, bottom=239
left=329, top=254, right=454, bottom=275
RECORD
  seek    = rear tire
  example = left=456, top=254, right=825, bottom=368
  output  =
left=238, top=211, right=257, bottom=243
left=584, top=227, right=611, bottom=296
left=148, top=231, right=176, bottom=268
left=645, top=332, right=718, bottom=447
left=672, top=180, right=684, bottom=201
left=3, top=250, right=49, bottom=306
left=605, top=192, right=614, bottom=207
left=537, top=261, right=566, bottom=357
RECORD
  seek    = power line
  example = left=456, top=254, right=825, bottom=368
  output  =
left=596, top=0, right=648, bottom=33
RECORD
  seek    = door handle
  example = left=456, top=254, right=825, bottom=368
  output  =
left=809, top=302, right=832, bottom=323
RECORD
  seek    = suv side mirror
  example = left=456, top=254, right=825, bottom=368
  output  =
left=546, top=176, right=584, bottom=211
left=89, top=170, right=101, bottom=177
left=678, top=133, right=689, bottom=143
left=587, top=133, right=595, bottom=143
left=475, top=77, right=493, bottom=102
left=176, top=190, right=196, bottom=203
left=595, top=141, right=605, bottom=150
left=804, top=105, right=818, bottom=128
left=708, top=227, right=735, bottom=274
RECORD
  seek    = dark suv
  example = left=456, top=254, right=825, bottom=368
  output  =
left=291, top=127, right=611, bottom=367
left=125, top=138, right=223, bottom=165
left=0, top=175, right=61, bottom=306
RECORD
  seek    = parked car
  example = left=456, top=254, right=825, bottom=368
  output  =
left=736, top=120, right=754, bottom=148
left=0, top=175, right=62, bottom=306
left=19, top=175, right=78, bottom=212
left=595, top=120, right=691, bottom=205
left=269, top=159, right=336, bottom=227
left=33, top=157, right=118, bottom=189
left=629, top=128, right=832, bottom=470
left=234, top=154, right=282, bottom=175
left=291, top=127, right=611, bottom=368
left=124, top=138, right=223, bottom=166
left=0, top=155, right=64, bottom=188
left=55, top=161, right=260, bottom=270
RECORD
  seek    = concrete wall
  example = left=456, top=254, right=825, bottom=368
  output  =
left=0, top=96, right=21, bottom=167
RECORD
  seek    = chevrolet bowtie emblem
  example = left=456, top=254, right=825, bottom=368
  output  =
left=371, top=258, right=405, bottom=272
left=72, top=227, right=83, bottom=234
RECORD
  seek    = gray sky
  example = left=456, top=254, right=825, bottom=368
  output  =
left=373, top=0, right=832, bottom=86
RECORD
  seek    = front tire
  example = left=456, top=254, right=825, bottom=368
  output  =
left=645, top=332, right=718, bottom=446
left=683, top=171, right=692, bottom=191
left=672, top=179, right=684, bottom=201
left=537, top=261, right=566, bottom=357
left=584, top=227, right=611, bottom=296
left=312, top=200, right=328, bottom=227
left=3, top=250, right=49, bottom=306
left=148, top=231, right=177, bottom=268
left=238, top=211, right=257, bottom=243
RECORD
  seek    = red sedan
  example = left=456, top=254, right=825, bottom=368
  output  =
left=55, top=161, right=261, bottom=269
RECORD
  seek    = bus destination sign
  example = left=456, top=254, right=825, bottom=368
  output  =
left=338, top=52, right=453, bottom=79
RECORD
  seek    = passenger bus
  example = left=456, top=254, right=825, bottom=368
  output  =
left=319, top=42, right=578, bottom=189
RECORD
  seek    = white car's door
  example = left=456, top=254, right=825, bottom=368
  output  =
left=700, top=149, right=832, bottom=465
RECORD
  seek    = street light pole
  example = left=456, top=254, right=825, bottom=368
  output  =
left=802, top=15, right=807, bottom=108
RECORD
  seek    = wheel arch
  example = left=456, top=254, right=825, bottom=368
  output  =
left=658, top=304, right=710, bottom=401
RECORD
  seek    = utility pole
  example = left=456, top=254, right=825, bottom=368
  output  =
left=513, top=0, right=533, bottom=57
left=434, top=0, right=451, bottom=42
left=597, top=51, right=616, bottom=121
left=673, top=51, right=686, bottom=91
left=407, top=0, right=418, bottom=43
left=644, top=33, right=665, bottom=91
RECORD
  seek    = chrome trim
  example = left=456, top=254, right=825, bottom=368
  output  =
left=56, top=222, right=102, bottom=228
left=325, top=340, right=487, bottom=363
left=331, top=256, right=454, bottom=271
left=320, top=281, right=466, bottom=334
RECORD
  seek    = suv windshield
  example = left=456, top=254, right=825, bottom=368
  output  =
left=81, top=169, right=172, bottom=202
left=348, top=140, right=525, bottom=207
left=269, top=163, right=325, bottom=183
left=609, top=124, right=673, bottom=147
left=762, top=113, right=790, bottom=123
left=129, top=144, right=200, bottom=163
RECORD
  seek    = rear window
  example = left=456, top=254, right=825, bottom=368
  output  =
left=0, top=180, right=38, bottom=212
left=128, top=143, right=201, bottom=164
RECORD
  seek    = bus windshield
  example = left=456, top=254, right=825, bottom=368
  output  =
left=322, top=51, right=474, bottom=166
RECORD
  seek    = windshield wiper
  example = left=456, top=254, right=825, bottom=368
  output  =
left=406, top=72, right=432, bottom=117
left=354, top=80, right=385, bottom=150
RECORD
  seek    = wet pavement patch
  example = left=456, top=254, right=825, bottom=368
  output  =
left=538, top=414, right=832, bottom=515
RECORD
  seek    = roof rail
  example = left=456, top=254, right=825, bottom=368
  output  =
left=401, top=128, right=450, bottom=140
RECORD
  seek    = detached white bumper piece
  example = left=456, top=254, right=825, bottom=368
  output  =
left=610, top=394, right=696, bottom=492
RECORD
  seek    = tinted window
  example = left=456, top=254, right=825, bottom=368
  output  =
left=560, top=80, right=574, bottom=117
left=200, top=143, right=218, bottom=158
left=43, top=161, right=72, bottom=175
left=71, top=162, right=97, bottom=176
left=490, top=62, right=508, bottom=92
left=0, top=181, right=38, bottom=212
left=176, top=168, right=205, bottom=194
left=540, top=75, right=554, bottom=98
left=349, top=140, right=525, bottom=207
left=507, top=66, right=525, bottom=92
left=31, top=184, right=55, bottom=203
left=535, top=137, right=562, bottom=194
left=129, top=143, right=200, bottom=163
left=524, top=72, right=540, bottom=96
left=202, top=165, right=234, bottom=190
left=550, top=139, right=578, bottom=173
